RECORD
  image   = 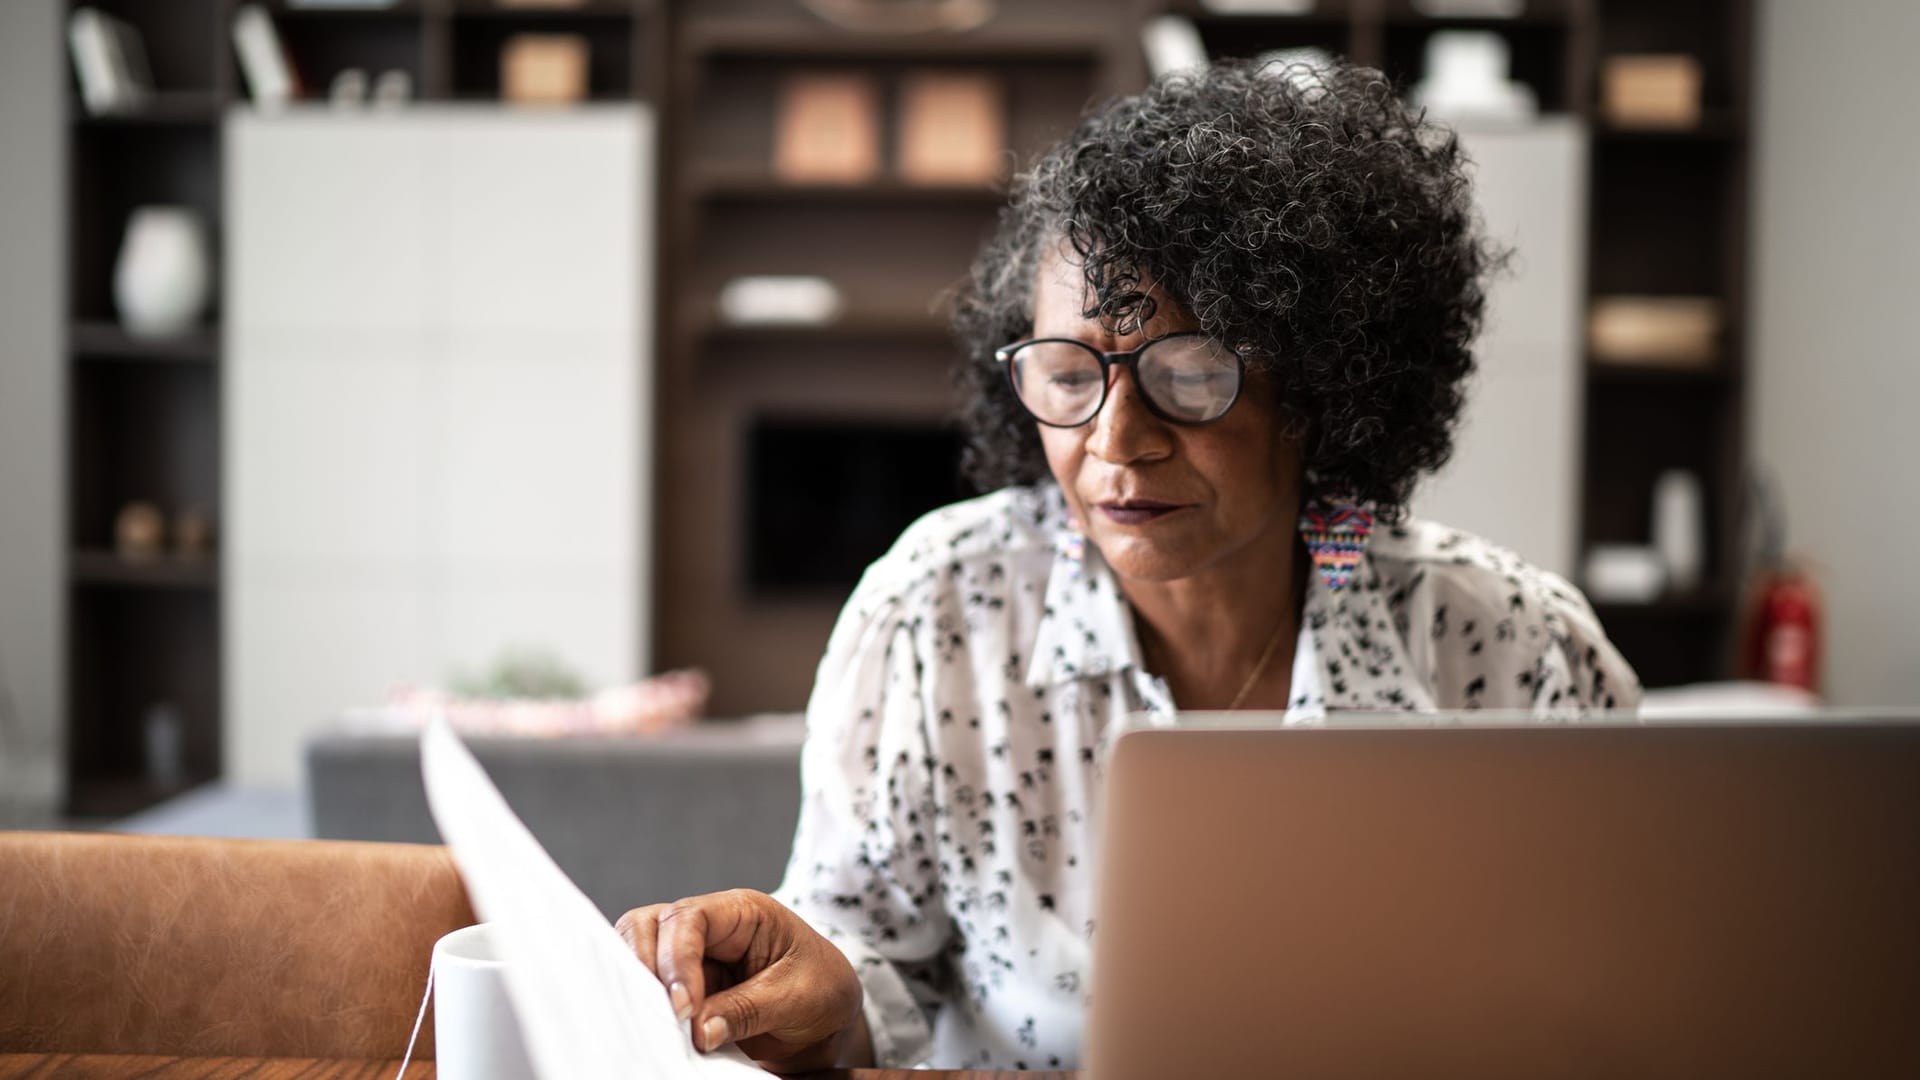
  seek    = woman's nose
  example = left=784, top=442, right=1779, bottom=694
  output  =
left=1083, top=365, right=1172, bottom=465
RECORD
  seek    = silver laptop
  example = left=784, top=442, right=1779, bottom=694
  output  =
left=1086, top=716, right=1920, bottom=1078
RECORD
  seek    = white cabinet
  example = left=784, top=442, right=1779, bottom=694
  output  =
left=1413, top=119, right=1587, bottom=578
left=225, top=107, right=653, bottom=785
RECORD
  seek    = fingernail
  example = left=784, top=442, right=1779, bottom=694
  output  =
left=669, top=981, right=691, bottom=1021
left=701, top=1015, right=729, bottom=1051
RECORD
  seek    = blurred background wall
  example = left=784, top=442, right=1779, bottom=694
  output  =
left=0, top=0, right=64, bottom=823
left=1751, top=0, right=1920, bottom=708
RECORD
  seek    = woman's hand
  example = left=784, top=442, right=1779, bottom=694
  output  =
left=616, top=888, right=872, bottom=1073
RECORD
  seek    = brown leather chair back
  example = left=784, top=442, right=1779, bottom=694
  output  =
left=0, top=831, right=476, bottom=1058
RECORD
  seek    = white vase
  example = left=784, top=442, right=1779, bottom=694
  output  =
left=1652, top=469, right=1705, bottom=592
left=114, top=205, right=211, bottom=338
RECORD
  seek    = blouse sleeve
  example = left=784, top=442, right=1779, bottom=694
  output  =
left=773, top=591, right=951, bottom=1068
left=1528, top=571, right=1644, bottom=718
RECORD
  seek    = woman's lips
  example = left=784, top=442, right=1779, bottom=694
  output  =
left=1095, top=499, right=1187, bottom=525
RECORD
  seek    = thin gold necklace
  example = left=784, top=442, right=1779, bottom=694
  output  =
left=1225, top=613, right=1291, bottom=710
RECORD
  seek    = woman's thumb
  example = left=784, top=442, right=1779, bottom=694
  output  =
left=693, top=980, right=771, bottom=1052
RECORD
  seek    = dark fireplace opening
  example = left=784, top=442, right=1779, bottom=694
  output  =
left=746, top=416, right=969, bottom=594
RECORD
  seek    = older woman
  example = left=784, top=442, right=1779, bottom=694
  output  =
left=618, top=59, right=1639, bottom=1071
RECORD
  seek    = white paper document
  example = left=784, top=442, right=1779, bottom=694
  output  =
left=422, top=717, right=769, bottom=1079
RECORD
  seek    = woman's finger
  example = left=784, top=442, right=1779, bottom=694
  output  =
left=613, top=905, right=663, bottom=977
left=654, top=897, right=714, bottom=1018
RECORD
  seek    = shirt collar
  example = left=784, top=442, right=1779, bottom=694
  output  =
left=1023, top=500, right=1431, bottom=714
left=1025, top=520, right=1138, bottom=690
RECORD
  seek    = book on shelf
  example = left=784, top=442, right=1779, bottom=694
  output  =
left=233, top=5, right=302, bottom=107
left=68, top=8, right=154, bottom=116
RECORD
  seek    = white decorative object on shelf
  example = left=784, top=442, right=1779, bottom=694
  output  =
left=1141, top=17, right=1208, bottom=80
left=1584, top=544, right=1667, bottom=604
left=233, top=5, right=296, bottom=107
left=1652, top=470, right=1705, bottom=591
left=329, top=68, right=369, bottom=106
left=68, top=8, right=154, bottom=115
left=1259, top=46, right=1336, bottom=85
left=143, top=703, right=185, bottom=790
left=717, top=275, right=843, bottom=326
left=1411, top=31, right=1537, bottom=122
left=373, top=69, right=414, bottom=107
left=114, top=206, right=211, bottom=339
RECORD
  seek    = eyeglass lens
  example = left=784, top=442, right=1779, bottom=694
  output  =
left=1009, top=336, right=1241, bottom=426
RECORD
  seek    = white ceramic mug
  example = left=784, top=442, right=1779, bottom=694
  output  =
left=433, top=923, right=537, bottom=1080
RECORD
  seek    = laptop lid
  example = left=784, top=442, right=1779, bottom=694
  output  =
left=1085, top=718, right=1920, bottom=1078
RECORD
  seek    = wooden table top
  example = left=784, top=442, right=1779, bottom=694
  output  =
left=0, top=1055, right=1072, bottom=1080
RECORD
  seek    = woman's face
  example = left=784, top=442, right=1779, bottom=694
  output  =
left=1031, top=250, right=1307, bottom=584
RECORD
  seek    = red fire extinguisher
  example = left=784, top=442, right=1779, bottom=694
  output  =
left=1741, top=560, right=1821, bottom=694
left=1738, top=473, right=1822, bottom=696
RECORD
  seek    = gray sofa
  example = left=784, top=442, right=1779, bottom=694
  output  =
left=305, top=714, right=805, bottom=920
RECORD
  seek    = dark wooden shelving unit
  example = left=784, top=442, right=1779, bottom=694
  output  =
left=653, top=0, right=1133, bottom=713
left=1139, top=0, right=1752, bottom=691
left=62, top=0, right=231, bottom=819
left=1580, top=0, right=1753, bottom=688
left=60, top=0, right=1753, bottom=757
left=59, top=0, right=664, bottom=818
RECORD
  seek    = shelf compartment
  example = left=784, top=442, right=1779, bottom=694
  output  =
left=68, top=124, right=220, bottom=325
left=69, top=363, right=221, bottom=553
left=74, top=0, right=227, bottom=96
left=745, top=416, right=967, bottom=593
left=449, top=11, right=642, bottom=100
left=1382, top=16, right=1575, bottom=113
left=268, top=9, right=429, bottom=102
left=65, top=586, right=221, bottom=819
left=1588, top=139, right=1739, bottom=298
left=1595, top=0, right=1747, bottom=118
left=690, top=56, right=1097, bottom=174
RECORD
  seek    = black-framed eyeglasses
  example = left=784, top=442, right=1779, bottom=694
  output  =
left=994, top=331, right=1246, bottom=428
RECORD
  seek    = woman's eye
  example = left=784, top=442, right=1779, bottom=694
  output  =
left=1049, top=372, right=1100, bottom=389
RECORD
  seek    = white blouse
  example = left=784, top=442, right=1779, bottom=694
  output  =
left=774, top=484, right=1639, bottom=1070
